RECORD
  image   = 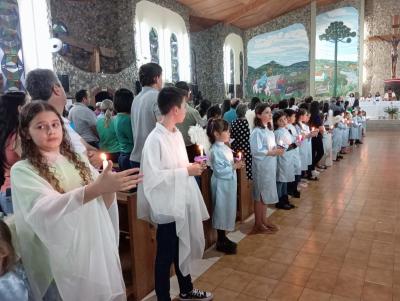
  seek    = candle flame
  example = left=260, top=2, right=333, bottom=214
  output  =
left=237, top=151, right=242, bottom=160
left=100, top=153, right=107, bottom=161
left=198, top=144, right=204, bottom=157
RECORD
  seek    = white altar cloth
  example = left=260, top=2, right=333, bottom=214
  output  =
left=359, top=101, right=400, bottom=119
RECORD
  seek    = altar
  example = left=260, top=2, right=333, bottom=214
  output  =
left=360, top=101, right=400, bottom=119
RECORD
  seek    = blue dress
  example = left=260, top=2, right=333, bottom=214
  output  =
left=250, top=127, right=279, bottom=204
left=0, top=263, right=33, bottom=301
left=332, top=127, right=342, bottom=154
left=274, top=127, right=295, bottom=183
left=209, top=142, right=237, bottom=231
left=350, top=116, right=360, bottom=140
left=287, top=124, right=302, bottom=176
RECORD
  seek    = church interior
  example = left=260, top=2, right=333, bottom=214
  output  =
left=1, top=0, right=400, bottom=300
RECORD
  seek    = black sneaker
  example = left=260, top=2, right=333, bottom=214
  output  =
left=216, top=240, right=237, bottom=254
left=179, top=288, right=214, bottom=300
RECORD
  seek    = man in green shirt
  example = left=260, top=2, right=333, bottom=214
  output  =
left=175, top=81, right=207, bottom=162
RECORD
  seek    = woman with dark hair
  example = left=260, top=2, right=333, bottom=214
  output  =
left=309, top=101, right=325, bottom=174
left=249, top=97, right=261, bottom=110
left=221, top=99, right=231, bottom=116
left=231, top=103, right=252, bottom=179
left=197, top=99, right=211, bottom=119
left=0, top=92, right=26, bottom=215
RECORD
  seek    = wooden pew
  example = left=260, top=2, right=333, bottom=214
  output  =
left=200, top=168, right=217, bottom=249
left=236, top=167, right=253, bottom=222
left=117, top=192, right=156, bottom=301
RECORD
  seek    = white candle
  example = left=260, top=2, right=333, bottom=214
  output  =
left=100, top=153, right=108, bottom=170
left=199, top=144, right=204, bottom=157
left=237, top=151, right=242, bottom=161
left=279, top=139, right=283, bottom=146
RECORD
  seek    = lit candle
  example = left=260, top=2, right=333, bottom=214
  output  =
left=330, top=125, right=334, bottom=130
left=311, top=127, right=315, bottom=131
left=237, top=151, right=242, bottom=161
left=199, top=144, right=204, bottom=157
left=100, top=153, right=108, bottom=170
left=298, top=134, right=303, bottom=141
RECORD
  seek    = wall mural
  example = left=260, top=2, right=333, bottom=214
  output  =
left=0, top=0, right=25, bottom=93
left=247, top=23, right=309, bottom=102
left=315, top=7, right=359, bottom=97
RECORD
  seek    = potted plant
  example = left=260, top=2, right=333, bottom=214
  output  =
left=384, top=105, right=399, bottom=119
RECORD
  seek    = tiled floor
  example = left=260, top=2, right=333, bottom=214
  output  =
left=145, top=131, right=400, bottom=301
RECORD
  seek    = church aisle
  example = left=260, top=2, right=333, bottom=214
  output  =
left=192, top=131, right=400, bottom=301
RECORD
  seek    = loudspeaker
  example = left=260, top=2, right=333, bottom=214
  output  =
left=57, top=74, right=69, bottom=93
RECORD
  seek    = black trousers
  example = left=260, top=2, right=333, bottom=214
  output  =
left=155, top=222, right=193, bottom=301
left=311, top=136, right=324, bottom=169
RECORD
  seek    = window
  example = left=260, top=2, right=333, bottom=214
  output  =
left=223, top=33, right=244, bottom=97
left=230, top=49, right=235, bottom=85
left=149, top=28, right=159, bottom=64
left=135, top=1, right=191, bottom=82
left=170, top=33, right=179, bottom=82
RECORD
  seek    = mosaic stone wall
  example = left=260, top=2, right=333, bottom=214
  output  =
left=364, top=0, right=400, bottom=95
left=51, top=0, right=189, bottom=96
left=191, top=24, right=243, bottom=103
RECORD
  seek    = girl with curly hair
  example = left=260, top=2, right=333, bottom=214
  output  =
left=11, top=101, right=142, bottom=301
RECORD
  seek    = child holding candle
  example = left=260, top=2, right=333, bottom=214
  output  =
left=207, top=119, right=244, bottom=254
left=250, top=103, right=284, bottom=233
left=332, top=115, right=343, bottom=162
left=273, top=110, right=297, bottom=210
left=137, top=87, right=212, bottom=301
left=10, top=102, right=142, bottom=300
left=284, top=109, right=302, bottom=198
left=295, top=109, right=314, bottom=181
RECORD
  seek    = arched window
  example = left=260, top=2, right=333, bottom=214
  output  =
left=149, top=27, right=159, bottom=64
left=238, top=51, right=244, bottom=98
left=135, top=1, right=191, bottom=82
left=170, top=33, right=179, bottom=82
left=230, top=49, right=234, bottom=85
left=223, top=33, right=244, bottom=97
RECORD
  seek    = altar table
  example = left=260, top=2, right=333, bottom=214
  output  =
left=359, top=101, right=400, bottom=119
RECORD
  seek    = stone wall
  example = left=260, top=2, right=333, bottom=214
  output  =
left=50, top=0, right=189, bottom=96
left=364, top=0, right=400, bottom=95
left=191, top=24, right=243, bottom=103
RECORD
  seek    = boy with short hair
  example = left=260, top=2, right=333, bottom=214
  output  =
left=137, top=87, right=213, bottom=301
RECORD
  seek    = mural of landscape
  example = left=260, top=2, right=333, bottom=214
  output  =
left=247, top=23, right=309, bottom=102
left=315, top=7, right=359, bottom=97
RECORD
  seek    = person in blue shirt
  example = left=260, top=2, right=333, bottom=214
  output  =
left=207, top=119, right=244, bottom=254
left=223, top=98, right=239, bottom=124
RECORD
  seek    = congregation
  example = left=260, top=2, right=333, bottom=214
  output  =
left=0, top=62, right=368, bottom=301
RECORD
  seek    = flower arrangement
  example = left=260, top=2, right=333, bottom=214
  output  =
left=384, top=105, right=399, bottom=119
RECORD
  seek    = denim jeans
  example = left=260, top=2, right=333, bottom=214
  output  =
left=118, top=153, right=133, bottom=171
left=155, top=222, right=193, bottom=301
left=0, top=188, right=13, bottom=215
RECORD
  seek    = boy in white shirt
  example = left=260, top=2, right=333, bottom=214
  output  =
left=138, top=87, right=213, bottom=301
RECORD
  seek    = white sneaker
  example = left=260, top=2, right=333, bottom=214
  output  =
left=311, top=170, right=320, bottom=177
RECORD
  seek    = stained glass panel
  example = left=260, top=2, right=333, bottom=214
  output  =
left=149, top=27, right=159, bottom=64
left=170, top=33, right=179, bottom=82
left=0, top=0, right=25, bottom=93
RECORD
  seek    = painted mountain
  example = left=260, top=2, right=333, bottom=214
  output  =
left=246, top=23, right=309, bottom=102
